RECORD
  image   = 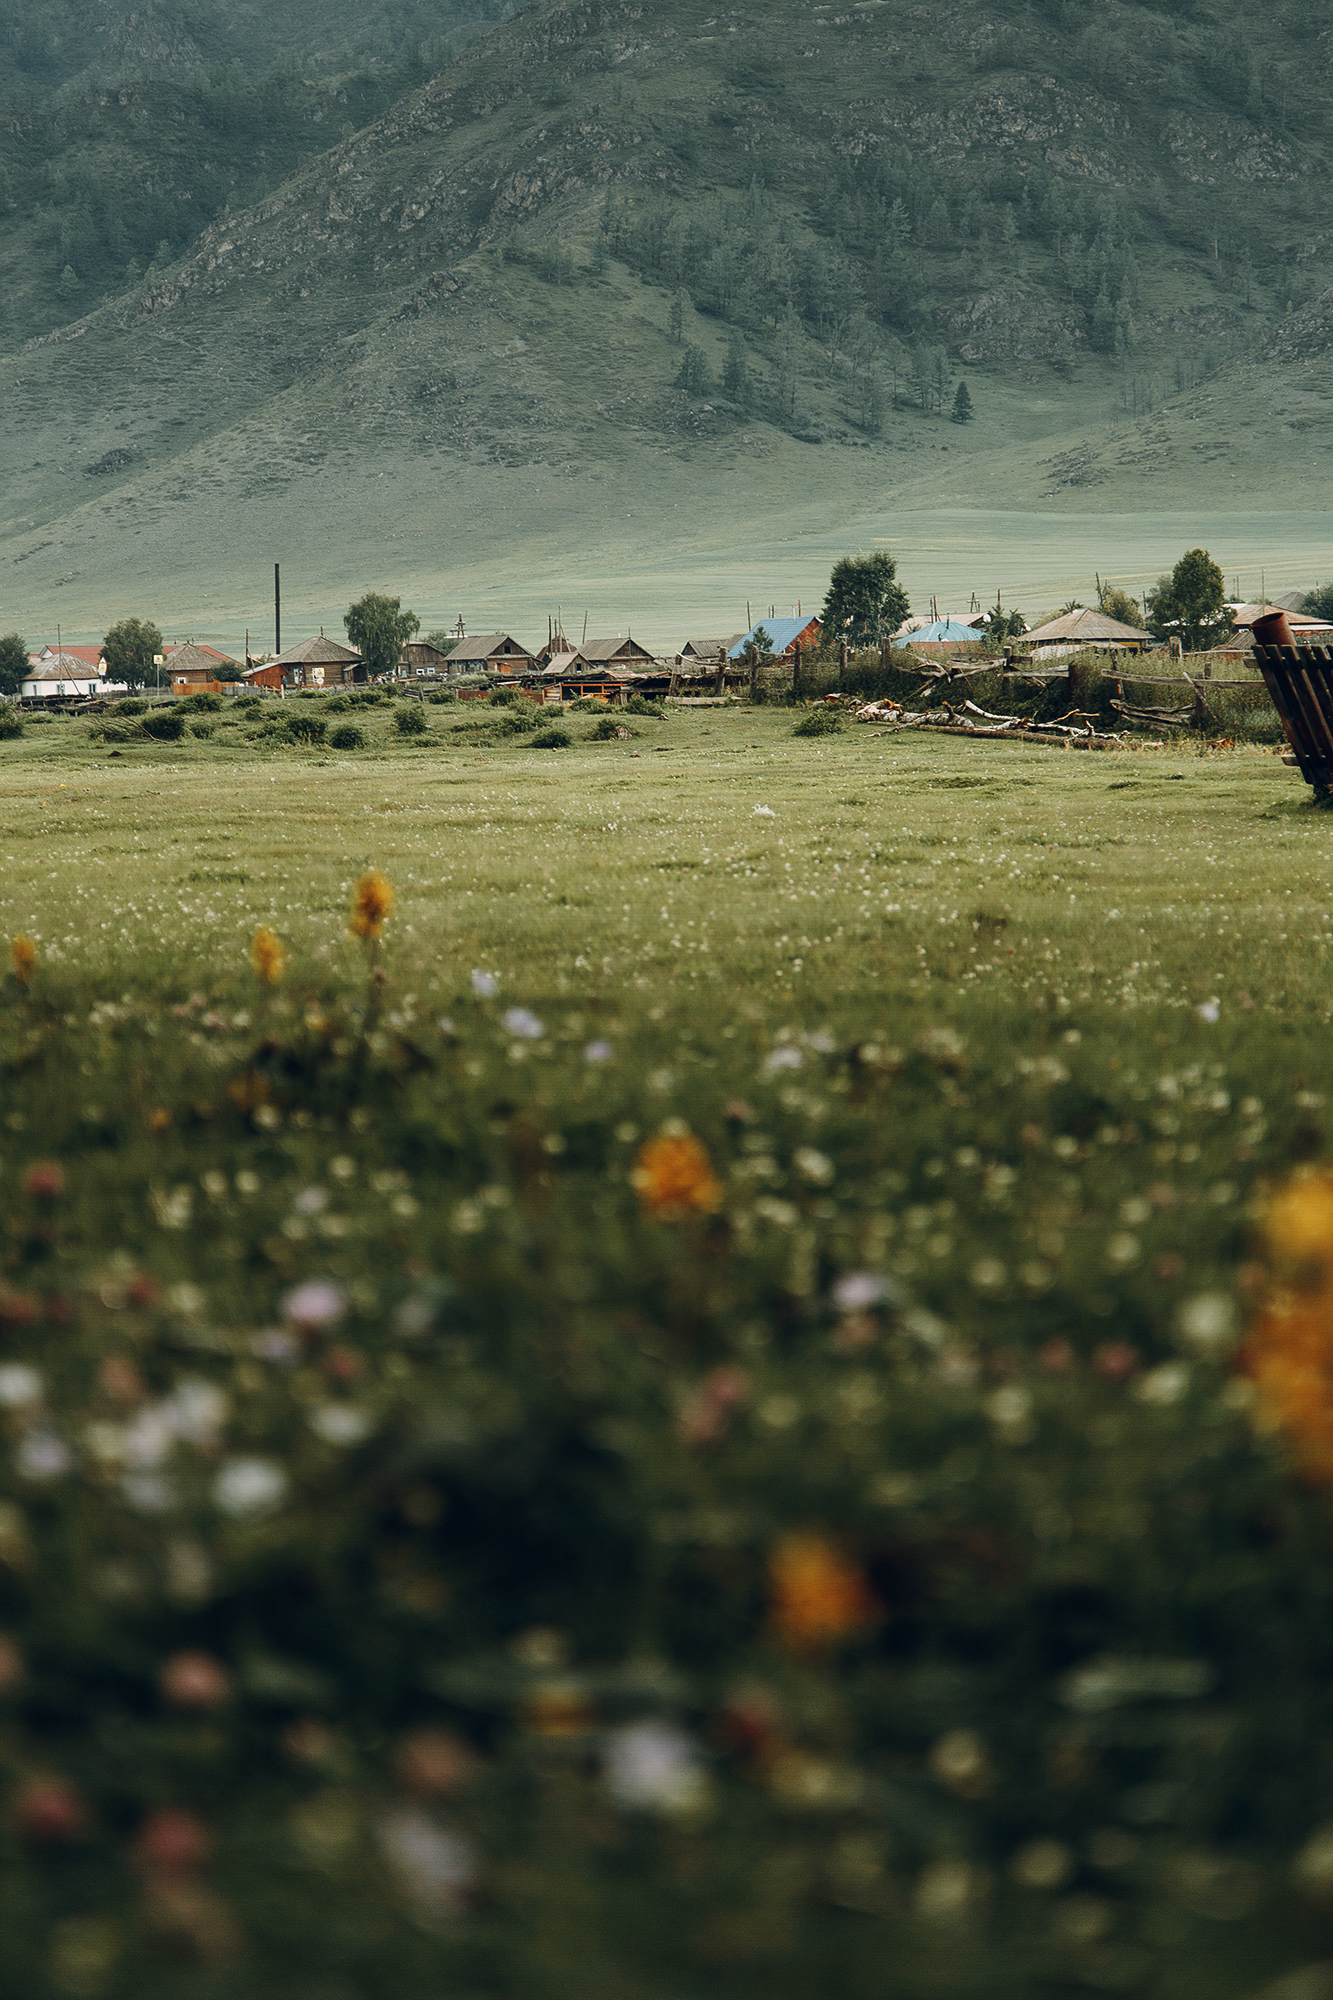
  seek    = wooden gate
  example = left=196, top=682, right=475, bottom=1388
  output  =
left=1252, top=610, right=1333, bottom=803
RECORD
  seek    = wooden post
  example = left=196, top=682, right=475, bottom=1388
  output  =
left=792, top=642, right=801, bottom=695
left=714, top=657, right=726, bottom=696
left=839, top=637, right=849, bottom=678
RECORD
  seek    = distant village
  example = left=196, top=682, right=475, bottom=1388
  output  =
left=15, top=591, right=1329, bottom=705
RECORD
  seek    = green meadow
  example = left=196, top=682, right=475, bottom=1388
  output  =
left=2, top=701, right=1333, bottom=2000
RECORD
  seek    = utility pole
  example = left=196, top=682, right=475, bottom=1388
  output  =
left=274, top=563, right=281, bottom=656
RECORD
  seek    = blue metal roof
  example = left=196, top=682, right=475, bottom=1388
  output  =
left=727, top=617, right=816, bottom=661
left=893, top=619, right=982, bottom=646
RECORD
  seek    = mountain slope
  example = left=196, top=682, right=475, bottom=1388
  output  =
left=3, top=0, right=1333, bottom=647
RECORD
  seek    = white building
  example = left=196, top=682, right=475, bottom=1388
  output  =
left=21, top=651, right=127, bottom=701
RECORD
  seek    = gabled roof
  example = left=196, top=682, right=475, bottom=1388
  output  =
left=1021, top=607, right=1153, bottom=644
left=1229, top=601, right=1332, bottom=632
left=168, top=641, right=230, bottom=678
left=270, top=635, right=362, bottom=666
left=576, top=636, right=656, bottom=663
left=25, top=664, right=95, bottom=683
left=445, top=632, right=534, bottom=661
left=680, top=635, right=744, bottom=657
left=727, top=616, right=821, bottom=659
left=37, top=643, right=104, bottom=668
left=164, top=641, right=236, bottom=663
left=894, top=618, right=988, bottom=646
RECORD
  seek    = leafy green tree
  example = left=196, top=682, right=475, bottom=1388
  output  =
left=344, top=593, right=420, bottom=680
left=0, top=632, right=28, bottom=696
left=102, top=616, right=163, bottom=691
left=741, top=626, right=775, bottom=688
left=821, top=553, right=910, bottom=647
left=1302, top=584, right=1333, bottom=621
left=1146, top=548, right=1231, bottom=652
left=951, top=381, right=974, bottom=423
left=1098, top=581, right=1148, bottom=629
left=424, top=629, right=456, bottom=652
left=675, top=344, right=714, bottom=396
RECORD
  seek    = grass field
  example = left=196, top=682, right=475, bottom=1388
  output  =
left=3, top=703, right=1333, bottom=1999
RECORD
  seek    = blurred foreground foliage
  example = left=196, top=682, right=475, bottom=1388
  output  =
left=0, top=922, right=1332, bottom=2000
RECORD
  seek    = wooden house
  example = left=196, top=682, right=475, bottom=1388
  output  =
left=573, top=636, right=657, bottom=672
left=268, top=635, right=365, bottom=689
left=1016, top=608, right=1155, bottom=659
left=398, top=641, right=457, bottom=682
left=726, top=617, right=822, bottom=664
left=242, top=661, right=284, bottom=692
left=169, top=641, right=239, bottom=693
left=444, top=632, right=536, bottom=676
left=676, top=636, right=744, bottom=667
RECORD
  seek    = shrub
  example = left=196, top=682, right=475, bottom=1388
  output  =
left=329, top=723, right=366, bottom=750
left=188, top=719, right=215, bottom=739
left=624, top=694, right=664, bottom=717
left=426, top=688, right=458, bottom=705
left=567, top=696, right=604, bottom=713
left=234, top=697, right=262, bottom=714
left=793, top=706, right=847, bottom=737
left=117, top=697, right=148, bottom=715
left=587, top=714, right=634, bottom=741
left=0, top=705, right=21, bottom=740
left=285, top=712, right=327, bottom=745
left=324, top=695, right=351, bottom=713
left=177, top=690, right=224, bottom=714
left=530, top=726, right=572, bottom=749
left=487, top=685, right=520, bottom=706
left=395, top=705, right=428, bottom=736
left=141, top=709, right=185, bottom=741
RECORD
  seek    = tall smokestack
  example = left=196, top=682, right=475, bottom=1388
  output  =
left=274, top=563, right=281, bottom=655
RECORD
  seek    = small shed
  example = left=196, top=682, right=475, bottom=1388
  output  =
left=444, top=633, right=536, bottom=676
left=242, top=661, right=284, bottom=692
left=268, top=635, right=365, bottom=689
left=727, top=616, right=822, bottom=662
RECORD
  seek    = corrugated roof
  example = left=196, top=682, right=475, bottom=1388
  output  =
left=36, top=643, right=104, bottom=667
left=270, top=635, right=362, bottom=666
left=679, top=635, right=744, bottom=657
left=1021, top=608, right=1153, bottom=644
left=727, top=617, right=820, bottom=660
left=577, top=636, right=656, bottom=663
left=169, top=641, right=230, bottom=678
left=445, top=633, right=534, bottom=661
left=893, top=619, right=986, bottom=646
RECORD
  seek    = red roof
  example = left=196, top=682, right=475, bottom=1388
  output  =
left=38, top=643, right=104, bottom=668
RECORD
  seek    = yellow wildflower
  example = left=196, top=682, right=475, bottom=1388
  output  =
left=349, top=871, right=394, bottom=941
left=1245, top=1171, right=1333, bottom=1483
left=631, top=1132, right=723, bottom=1219
left=768, top=1532, right=878, bottom=1653
left=249, top=927, right=286, bottom=986
left=9, top=936, right=37, bottom=991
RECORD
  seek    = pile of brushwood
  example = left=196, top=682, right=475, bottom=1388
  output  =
left=1, top=900, right=1333, bottom=2000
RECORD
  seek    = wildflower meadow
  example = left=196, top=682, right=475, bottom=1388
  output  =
left=1, top=704, right=1332, bottom=1999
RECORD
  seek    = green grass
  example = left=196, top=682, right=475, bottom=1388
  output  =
left=2, top=711, right=1333, bottom=1997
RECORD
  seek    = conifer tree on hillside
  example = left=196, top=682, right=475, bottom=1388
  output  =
left=951, top=380, right=973, bottom=423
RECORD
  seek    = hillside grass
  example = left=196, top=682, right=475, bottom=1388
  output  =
left=2, top=713, right=1333, bottom=1996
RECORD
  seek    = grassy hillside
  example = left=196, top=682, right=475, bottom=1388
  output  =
left=3, top=0, right=1333, bottom=647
